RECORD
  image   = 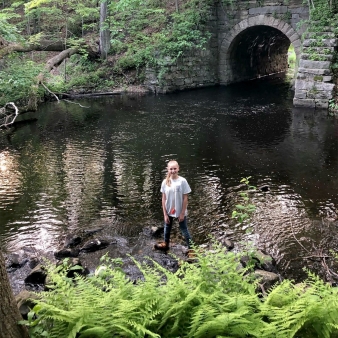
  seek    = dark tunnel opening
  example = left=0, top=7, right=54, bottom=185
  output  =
left=228, top=25, right=291, bottom=83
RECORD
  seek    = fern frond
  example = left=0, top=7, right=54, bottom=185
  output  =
left=77, top=326, right=107, bottom=338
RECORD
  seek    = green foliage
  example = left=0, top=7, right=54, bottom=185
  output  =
left=0, top=11, right=21, bottom=41
left=0, top=55, right=45, bottom=106
left=46, top=55, right=117, bottom=93
left=310, top=1, right=333, bottom=24
left=109, top=0, right=213, bottom=72
left=0, top=0, right=217, bottom=101
left=21, top=243, right=338, bottom=338
left=281, top=10, right=291, bottom=22
left=328, top=99, right=338, bottom=116
left=232, top=177, right=256, bottom=224
left=22, top=243, right=264, bottom=338
left=288, top=45, right=296, bottom=66
left=22, top=0, right=99, bottom=39
left=262, top=271, right=338, bottom=337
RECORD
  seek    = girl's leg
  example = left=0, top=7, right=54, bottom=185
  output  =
left=179, top=217, right=192, bottom=248
left=164, top=216, right=174, bottom=246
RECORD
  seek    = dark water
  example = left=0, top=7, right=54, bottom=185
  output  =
left=1, top=75, right=338, bottom=281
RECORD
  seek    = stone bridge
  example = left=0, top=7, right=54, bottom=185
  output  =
left=145, top=0, right=335, bottom=109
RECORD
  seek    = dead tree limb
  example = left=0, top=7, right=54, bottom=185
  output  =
left=0, top=38, right=97, bottom=60
left=0, top=102, right=19, bottom=128
left=41, top=82, right=60, bottom=102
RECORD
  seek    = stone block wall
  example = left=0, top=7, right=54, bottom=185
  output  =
left=293, top=32, right=336, bottom=108
left=144, top=5, right=218, bottom=93
left=144, top=48, right=219, bottom=94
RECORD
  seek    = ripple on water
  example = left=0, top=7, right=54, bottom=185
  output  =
left=0, top=80, right=338, bottom=283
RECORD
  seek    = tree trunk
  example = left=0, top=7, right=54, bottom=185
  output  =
left=0, top=251, right=29, bottom=338
left=99, top=0, right=110, bottom=60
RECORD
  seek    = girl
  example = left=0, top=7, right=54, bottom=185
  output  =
left=154, top=160, right=193, bottom=251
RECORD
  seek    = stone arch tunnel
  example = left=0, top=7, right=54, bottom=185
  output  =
left=145, top=2, right=336, bottom=108
left=223, top=26, right=294, bottom=83
left=218, top=16, right=302, bottom=85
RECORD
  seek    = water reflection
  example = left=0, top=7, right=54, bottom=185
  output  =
left=0, top=76, right=337, bottom=281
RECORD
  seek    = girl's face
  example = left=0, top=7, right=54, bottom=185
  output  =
left=167, top=161, right=179, bottom=179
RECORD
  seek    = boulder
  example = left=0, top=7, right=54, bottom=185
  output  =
left=254, top=269, right=280, bottom=291
left=54, top=248, right=80, bottom=259
left=5, top=253, right=28, bottom=271
left=253, top=250, right=276, bottom=272
left=80, top=238, right=110, bottom=252
left=64, top=233, right=82, bottom=248
left=150, top=226, right=164, bottom=237
left=24, top=264, right=47, bottom=285
left=16, top=290, right=38, bottom=319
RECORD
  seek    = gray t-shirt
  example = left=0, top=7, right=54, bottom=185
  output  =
left=160, top=176, right=191, bottom=217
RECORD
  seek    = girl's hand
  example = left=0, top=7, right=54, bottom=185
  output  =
left=178, top=213, right=185, bottom=222
left=164, top=215, right=170, bottom=224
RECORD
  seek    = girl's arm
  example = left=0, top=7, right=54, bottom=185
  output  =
left=162, top=193, right=169, bottom=224
left=179, top=194, right=188, bottom=222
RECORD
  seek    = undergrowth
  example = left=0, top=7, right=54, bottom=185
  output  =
left=22, top=242, right=338, bottom=338
left=1, top=0, right=214, bottom=105
left=0, top=55, right=45, bottom=107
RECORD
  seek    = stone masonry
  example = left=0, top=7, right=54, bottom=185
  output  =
left=293, top=30, right=336, bottom=108
left=144, top=0, right=336, bottom=108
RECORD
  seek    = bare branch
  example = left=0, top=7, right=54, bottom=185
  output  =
left=0, top=102, right=20, bottom=128
left=41, top=82, right=60, bottom=102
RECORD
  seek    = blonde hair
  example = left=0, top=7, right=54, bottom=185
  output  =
left=165, top=160, right=179, bottom=187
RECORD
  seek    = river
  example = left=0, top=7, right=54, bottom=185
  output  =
left=1, top=74, right=338, bottom=281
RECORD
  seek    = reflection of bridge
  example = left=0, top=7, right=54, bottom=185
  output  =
left=145, top=2, right=335, bottom=109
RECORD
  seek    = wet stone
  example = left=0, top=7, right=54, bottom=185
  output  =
left=54, top=248, right=80, bottom=259
left=6, top=253, right=28, bottom=271
left=80, top=238, right=110, bottom=252
left=16, top=290, right=38, bottom=319
left=64, top=233, right=82, bottom=248
left=24, top=264, right=47, bottom=285
left=28, top=257, right=40, bottom=269
left=150, top=226, right=164, bottom=237
left=253, top=250, right=277, bottom=272
left=254, top=269, right=280, bottom=290
left=258, top=185, right=270, bottom=192
left=56, top=257, right=89, bottom=278
left=221, top=238, right=234, bottom=250
left=83, top=227, right=103, bottom=236
left=240, top=255, right=260, bottom=268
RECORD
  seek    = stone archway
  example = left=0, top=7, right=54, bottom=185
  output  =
left=218, top=15, right=302, bottom=85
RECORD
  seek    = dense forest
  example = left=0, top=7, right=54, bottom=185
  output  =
left=0, top=0, right=213, bottom=113
left=1, top=0, right=338, bottom=112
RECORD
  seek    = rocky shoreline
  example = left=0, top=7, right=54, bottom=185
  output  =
left=5, top=225, right=280, bottom=319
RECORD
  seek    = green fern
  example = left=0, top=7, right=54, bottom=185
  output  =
left=22, top=242, right=338, bottom=338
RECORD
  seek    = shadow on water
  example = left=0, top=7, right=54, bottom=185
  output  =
left=0, top=73, right=338, bottom=282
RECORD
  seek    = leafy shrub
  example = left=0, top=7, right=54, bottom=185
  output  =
left=109, top=0, right=213, bottom=72
left=0, top=56, right=45, bottom=106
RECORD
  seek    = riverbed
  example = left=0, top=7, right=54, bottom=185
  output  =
left=1, top=74, right=338, bottom=281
